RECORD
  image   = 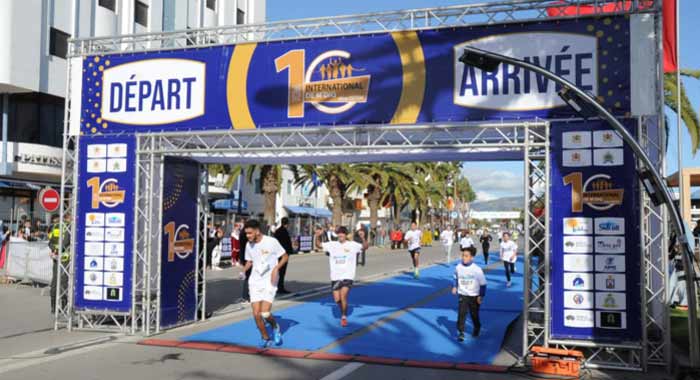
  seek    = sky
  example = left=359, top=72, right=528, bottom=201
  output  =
left=267, top=0, right=700, bottom=202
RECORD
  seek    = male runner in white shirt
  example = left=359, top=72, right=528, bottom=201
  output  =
left=241, top=219, right=289, bottom=348
left=403, top=222, right=422, bottom=278
left=440, top=225, right=455, bottom=263
left=499, top=232, right=518, bottom=287
left=318, top=226, right=368, bottom=327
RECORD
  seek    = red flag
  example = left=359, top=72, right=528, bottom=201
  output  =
left=546, top=1, right=677, bottom=73
left=663, top=0, right=678, bottom=73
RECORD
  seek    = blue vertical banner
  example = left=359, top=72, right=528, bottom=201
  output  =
left=160, top=157, right=199, bottom=328
left=549, top=120, right=641, bottom=342
left=74, top=135, right=135, bottom=312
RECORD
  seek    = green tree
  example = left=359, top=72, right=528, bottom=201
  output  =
left=292, top=164, right=361, bottom=226
left=664, top=70, right=700, bottom=154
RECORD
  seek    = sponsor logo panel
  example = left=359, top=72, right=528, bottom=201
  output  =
left=595, top=255, right=626, bottom=273
left=563, top=291, right=594, bottom=309
left=564, top=272, right=594, bottom=290
left=595, top=273, right=626, bottom=291
left=595, top=236, right=625, bottom=254
left=596, top=292, right=626, bottom=310
left=563, top=236, right=593, bottom=253
left=564, top=309, right=595, bottom=328
left=563, top=254, right=594, bottom=272
left=563, top=218, right=593, bottom=235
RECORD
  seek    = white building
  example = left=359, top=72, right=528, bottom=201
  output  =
left=0, top=0, right=264, bottom=229
left=210, top=166, right=331, bottom=235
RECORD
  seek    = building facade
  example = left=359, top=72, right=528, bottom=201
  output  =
left=0, top=0, right=265, bottom=232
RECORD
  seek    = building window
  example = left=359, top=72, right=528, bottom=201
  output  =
left=7, top=93, right=64, bottom=148
left=206, top=0, right=216, bottom=11
left=236, top=8, right=245, bottom=25
left=287, top=180, right=292, bottom=195
left=254, top=179, right=262, bottom=194
left=98, top=0, right=116, bottom=12
left=49, top=27, right=69, bottom=59
left=135, top=1, right=149, bottom=27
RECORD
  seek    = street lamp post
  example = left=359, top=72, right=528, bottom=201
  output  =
left=459, top=46, right=700, bottom=367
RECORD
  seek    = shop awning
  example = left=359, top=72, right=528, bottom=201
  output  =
left=211, top=198, right=248, bottom=211
left=285, top=206, right=332, bottom=218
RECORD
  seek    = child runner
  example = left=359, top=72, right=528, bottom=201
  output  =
left=404, top=222, right=422, bottom=278
left=318, top=226, right=367, bottom=327
left=452, top=246, right=486, bottom=340
left=479, top=229, right=493, bottom=265
left=459, top=229, right=475, bottom=250
left=440, top=225, right=455, bottom=263
left=241, top=219, right=288, bottom=348
left=499, top=232, right=518, bottom=287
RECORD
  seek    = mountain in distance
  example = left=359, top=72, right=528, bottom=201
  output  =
left=470, top=196, right=524, bottom=212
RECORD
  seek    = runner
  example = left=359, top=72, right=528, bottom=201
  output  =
left=440, top=225, right=455, bottom=263
left=499, top=232, right=518, bottom=287
left=452, top=246, right=487, bottom=340
left=318, top=226, right=367, bottom=327
left=479, top=228, right=493, bottom=265
left=404, top=222, right=422, bottom=278
left=240, top=219, right=289, bottom=348
left=459, top=229, right=475, bottom=250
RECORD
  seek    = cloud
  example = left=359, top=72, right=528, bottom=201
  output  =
left=462, top=168, right=524, bottom=195
left=475, top=191, right=498, bottom=202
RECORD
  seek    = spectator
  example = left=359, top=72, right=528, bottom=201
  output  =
left=353, top=227, right=368, bottom=266
left=238, top=218, right=251, bottom=304
left=205, top=225, right=222, bottom=270
left=273, top=217, right=293, bottom=294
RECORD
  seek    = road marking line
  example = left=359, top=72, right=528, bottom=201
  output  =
left=319, top=362, right=365, bottom=380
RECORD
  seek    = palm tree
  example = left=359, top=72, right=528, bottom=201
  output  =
left=207, top=164, right=242, bottom=190
left=246, top=165, right=283, bottom=228
left=292, top=164, right=361, bottom=226
left=664, top=70, right=700, bottom=154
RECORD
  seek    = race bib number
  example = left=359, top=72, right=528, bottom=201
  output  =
left=459, top=278, right=475, bottom=288
left=334, top=256, right=347, bottom=266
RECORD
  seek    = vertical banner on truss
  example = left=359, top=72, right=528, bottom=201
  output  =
left=549, top=120, right=641, bottom=342
left=160, top=157, right=199, bottom=328
left=74, top=135, right=136, bottom=312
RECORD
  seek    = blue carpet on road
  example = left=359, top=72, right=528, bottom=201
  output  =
left=183, top=252, right=523, bottom=364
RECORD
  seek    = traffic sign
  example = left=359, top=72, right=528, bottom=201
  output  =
left=39, top=188, right=60, bottom=212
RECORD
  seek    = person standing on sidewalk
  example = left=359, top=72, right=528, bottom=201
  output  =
left=273, top=217, right=293, bottom=294
left=404, top=222, right=422, bottom=279
left=440, top=225, right=455, bottom=263
left=48, top=214, right=71, bottom=314
left=238, top=218, right=251, bottom=303
left=479, top=229, right=493, bottom=265
left=241, top=219, right=288, bottom=348
left=353, top=227, right=368, bottom=266
left=452, top=246, right=486, bottom=340
left=499, top=232, right=518, bottom=288
left=318, top=226, right=367, bottom=327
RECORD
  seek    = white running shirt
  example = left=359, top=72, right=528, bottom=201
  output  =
left=460, top=236, right=475, bottom=249
left=404, top=229, right=422, bottom=251
left=454, top=262, right=487, bottom=296
left=245, top=235, right=286, bottom=287
left=323, top=241, right=362, bottom=281
left=500, top=240, right=518, bottom=263
left=440, top=230, right=454, bottom=245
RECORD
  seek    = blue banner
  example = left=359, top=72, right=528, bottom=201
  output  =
left=79, top=16, right=630, bottom=134
left=160, top=157, right=199, bottom=328
left=74, top=135, right=135, bottom=312
left=549, top=120, right=641, bottom=342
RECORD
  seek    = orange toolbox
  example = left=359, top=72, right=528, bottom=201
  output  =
left=529, top=346, right=584, bottom=377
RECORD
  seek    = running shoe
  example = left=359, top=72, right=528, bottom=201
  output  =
left=341, top=316, right=348, bottom=327
left=458, top=332, right=465, bottom=342
left=273, top=325, right=283, bottom=346
left=414, top=268, right=420, bottom=279
left=259, top=339, right=272, bottom=348
left=506, top=281, right=512, bottom=288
